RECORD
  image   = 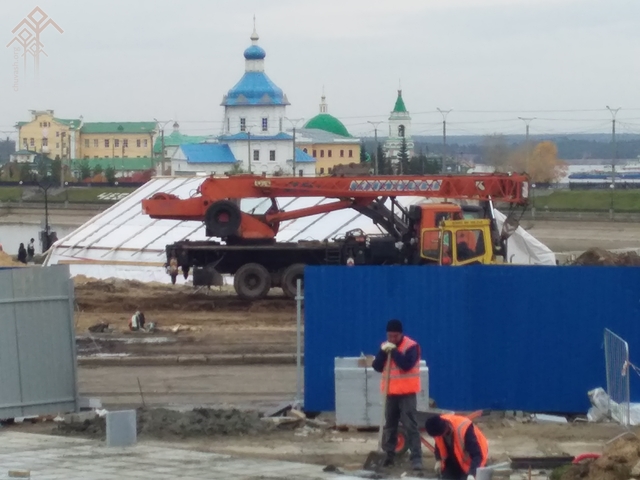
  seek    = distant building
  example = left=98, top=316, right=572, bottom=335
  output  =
left=16, top=110, right=82, bottom=161
left=169, top=25, right=316, bottom=177
left=383, top=90, right=414, bottom=162
left=15, top=111, right=158, bottom=181
left=299, top=93, right=361, bottom=175
left=9, top=150, right=38, bottom=163
left=154, top=122, right=210, bottom=175
left=79, top=122, right=156, bottom=159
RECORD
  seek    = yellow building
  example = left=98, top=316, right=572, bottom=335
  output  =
left=16, top=110, right=82, bottom=160
left=79, top=122, right=156, bottom=159
left=298, top=95, right=361, bottom=175
left=16, top=111, right=157, bottom=161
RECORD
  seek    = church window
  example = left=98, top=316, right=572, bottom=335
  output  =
left=320, top=150, right=324, bottom=157
left=270, top=150, right=276, bottom=161
left=279, top=118, right=283, bottom=132
left=398, top=125, right=405, bottom=137
left=303, top=148, right=308, bottom=153
left=313, top=150, right=317, bottom=157
left=340, top=150, right=344, bottom=157
left=320, top=168, right=325, bottom=174
left=240, top=118, right=246, bottom=132
left=328, top=150, right=332, bottom=158
left=227, top=118, right=230, bottom=132
left=299, top=169, right=303, bottom=177
left=262, top=118, right=268, bottom=131
left=348, top=150, right=353, bottom=158
left=253, top=150, right=260, bottom=161
left=94, top=139, right=99, bottom=147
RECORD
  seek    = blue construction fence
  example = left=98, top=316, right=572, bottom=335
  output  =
left=304, top=265, right=640, bottom=414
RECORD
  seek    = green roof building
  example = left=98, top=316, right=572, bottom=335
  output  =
left=153, top=122, right=210, bottom=155
left=303, top=93, right=352, bottom=138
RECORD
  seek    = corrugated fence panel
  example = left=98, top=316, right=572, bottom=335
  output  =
left=0, top=266, right=77, bottom=418
left=304, top=266, right=640, bottom=413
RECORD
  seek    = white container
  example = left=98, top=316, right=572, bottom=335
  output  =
left=334, top=356, right=430, bottom=427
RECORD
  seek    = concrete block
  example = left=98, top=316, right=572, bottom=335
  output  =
left=532, top=413, right=568, bottom=424
left=63, top=411, right=97, bottom=424
left=106, top=410, right=137, bottom=447
left=79, top=397, right=102, bottom=409
left=8, top=471, right=30, bottom=478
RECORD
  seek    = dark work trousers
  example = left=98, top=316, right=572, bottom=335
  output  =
left=441, top=459, right=466, bottom=479
left=382, top=393, right=422, bottom=462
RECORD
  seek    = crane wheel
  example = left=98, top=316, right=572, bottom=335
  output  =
left=281, top=264, right=305, bottom=299
left=204, top=200, right=241, bottom=238
left=234, top=263, right=271, bottom=300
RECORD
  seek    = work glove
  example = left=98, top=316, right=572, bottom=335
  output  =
left=434, top=461, right=441, bottom=473
left=381, top=341, right=396, bottom=353
left=467, top=475, right=475, bottom=480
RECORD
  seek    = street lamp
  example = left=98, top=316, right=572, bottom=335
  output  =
left=531, top=183, right=536, bottom=220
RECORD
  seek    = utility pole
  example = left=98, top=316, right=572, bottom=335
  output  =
left=518, top=117, right=536, bottom=175
left=367, top=121, right=383, bottom=175
left=154, top=118, right=172, bottom=176
left=437, top=108, right=452, bottom=173
left=247, top=126, right=252, bottom=174
left=607, top=106, right=621, bottom=220
left=285, top=118, right=304, bottom=176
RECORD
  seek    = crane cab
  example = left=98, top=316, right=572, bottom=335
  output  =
left=408, top=204, right=495, bottom=265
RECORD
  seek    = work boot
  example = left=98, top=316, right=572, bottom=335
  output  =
left=411, top=459, right=424, bottom=471
left=382, top=455, right=395, bottom=467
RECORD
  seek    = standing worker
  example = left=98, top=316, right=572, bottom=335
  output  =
left=424, top=414, right=489, bottom=480
left=372, top=319, right=423, bottom=471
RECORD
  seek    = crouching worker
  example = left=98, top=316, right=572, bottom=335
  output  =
left=424, top=414, right=488, bottom=480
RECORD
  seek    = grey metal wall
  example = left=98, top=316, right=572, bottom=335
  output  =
left=0, top=265, right=78, bottom=418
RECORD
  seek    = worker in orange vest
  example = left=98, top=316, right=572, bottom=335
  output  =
left=372, top=319, right=423, bottom=471
left=424, top=414, right=489, bottom=480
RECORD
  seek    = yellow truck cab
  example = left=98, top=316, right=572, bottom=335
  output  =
left=421, top=219, right=496, bottom=266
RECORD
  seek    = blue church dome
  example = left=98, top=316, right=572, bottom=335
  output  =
left=244, top=45, right=266, bottom=60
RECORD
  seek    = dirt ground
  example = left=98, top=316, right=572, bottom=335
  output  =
left=6, top=410, right=632, bottom=474
left=74, top=277, right=297, bottom=357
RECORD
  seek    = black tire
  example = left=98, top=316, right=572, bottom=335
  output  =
left=204, top=200, right=241, bottom=238
left=281, top=263, right=305, bottom=299
left=234, top=263, right=271, bottom=300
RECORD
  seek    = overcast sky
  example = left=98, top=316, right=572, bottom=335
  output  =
left=2, top=0, right=640, bottom=139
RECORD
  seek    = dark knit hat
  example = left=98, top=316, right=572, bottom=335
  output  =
left=386, top=319, right=403, bottom=333
left=424, top=415, right=448, bottom=436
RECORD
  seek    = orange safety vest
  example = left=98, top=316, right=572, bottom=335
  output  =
left=435, top=414, right=489, bottom=475
left=380, top=336, right=421, bottom=395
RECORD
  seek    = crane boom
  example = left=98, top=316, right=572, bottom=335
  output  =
left=142, top=173, right=529, bottom=223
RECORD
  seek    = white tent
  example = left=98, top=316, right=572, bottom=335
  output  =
left=44, top=177, right=556, bottom=282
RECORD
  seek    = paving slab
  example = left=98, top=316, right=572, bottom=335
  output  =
left=0, top=432, right=346, bottom=480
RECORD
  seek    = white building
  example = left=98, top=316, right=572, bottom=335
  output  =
left=170, top=26, right=316, bottom=177
left=384, top=90, right=414, bottom=161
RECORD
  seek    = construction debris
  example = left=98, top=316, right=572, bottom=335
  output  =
left=558, top=435, right=640, bottom=480
left=55, top=407, right=324, bottom=439
left=572, top=248, right=640, bottom=266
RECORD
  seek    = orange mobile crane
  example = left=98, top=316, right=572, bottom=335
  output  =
left=142, top=173, right=529, bottom=299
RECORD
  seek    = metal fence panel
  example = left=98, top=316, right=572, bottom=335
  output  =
left=604, top=328, right=630, bottom=426
left=304, top=265, right=640, bottom=413
left=0, top=265, right=78, bottom=418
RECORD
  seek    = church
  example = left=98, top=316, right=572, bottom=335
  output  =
left=383, top=90, right=414, bottom=162
left=171, top=25, right=316, bottom=177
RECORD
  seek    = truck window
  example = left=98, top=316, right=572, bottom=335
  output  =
left=421, top=230, right=440, bottom=260
left=455, top=229, right=485, bottom=262
left=441, top=231, right=452, bottom=265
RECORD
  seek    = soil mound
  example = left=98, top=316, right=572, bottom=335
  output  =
left=573, top=248, right=640, bottom=266
left=561, top=435, right=640, bottom=480
left=56, top=407, right=272, bottom=439
left=0, top=251, right=26, bottom=267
